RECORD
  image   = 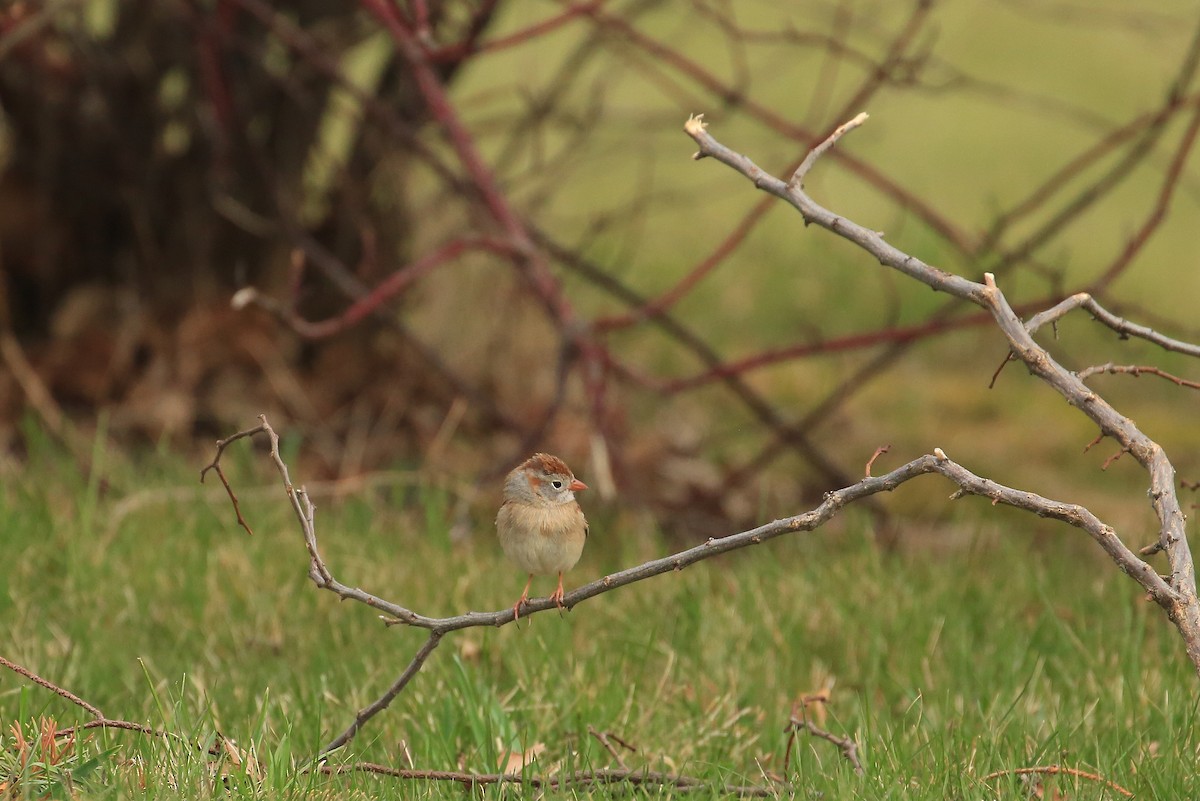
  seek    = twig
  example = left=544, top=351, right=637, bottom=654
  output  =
left=318, top=632, right=443, bottom=757
left=983, top=764, right=1133, bottom=798
left=988, top=351, right=1015, bottom=388
left=1077, top=362, right=1200, bottom=390
left=214, top=418, right=1175, bottom=634
left=317, top=762, right=779, bottom=796
left=587, top=725, right=636, bottom=770
left=0, top=655, right=230, bottom=755
left=0, top=655, right=106, bottom=720
left=783, top=695, right=863, bottom=776
left=683, top=112, right=1200, bottom=674
left=787, top=718, right=863, bottom=776
left=788, top=111, right=870, bottom=187
left=199, top=420, right=268, bottom=537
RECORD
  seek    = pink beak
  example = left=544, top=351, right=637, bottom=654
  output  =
left=569, top=478, right=588, bottom=492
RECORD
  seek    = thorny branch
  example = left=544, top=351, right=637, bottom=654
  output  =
left=205, top=415, right=1172, bottom=763
left=193, top=102, right=1200, bottom=785
left=682, top=111, right=1200, bottom=674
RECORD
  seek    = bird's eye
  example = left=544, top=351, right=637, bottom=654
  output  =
left=551, top=480, right=563, bottom=489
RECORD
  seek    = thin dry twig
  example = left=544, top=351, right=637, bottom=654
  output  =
left=982, top=764, right=1134, bottom=798
left=318, top=632, right=443, bottom=757
left=318, top=762, right=779, bottom=796
left=587, top=725, right=636, bottom=770
left=0, top=656, right=230, bottom=755
left=1101, top=448, right=1130, bottom=470
left=1025, top=292, right=1200, bottom=358
left=0, top=655, right=105, bottom=720
left=864, top=445, right=890, bottom=477
left=783, top=696, right=863, bottom=776
left=199, top=420, right=268, bottom=537
left=683, top=111, right=1200, bottom=673
left=1077, top=362, right=1200, bottom=390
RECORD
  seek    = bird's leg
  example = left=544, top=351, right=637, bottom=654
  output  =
left=512, top=574, right=533, bottom=620
left=550, top=571, right=567, bottom=611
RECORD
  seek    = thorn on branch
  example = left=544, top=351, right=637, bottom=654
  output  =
left=988, top=351, right=1015, bottom=389
left=1139, top=540, right=1165, bottom=556
left=865, top=445, right=891, bottom=477
left=1101, top=448, right=1130, bottom=470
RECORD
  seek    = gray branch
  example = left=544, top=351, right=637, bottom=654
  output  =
left=683, top=112, right=1200, bottom=674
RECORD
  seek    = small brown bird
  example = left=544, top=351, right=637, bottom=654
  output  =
left=495, top=453, right=589, bottom=619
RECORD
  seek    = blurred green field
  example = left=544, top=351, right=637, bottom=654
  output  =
left=3, top=426, right=1199, bottom=798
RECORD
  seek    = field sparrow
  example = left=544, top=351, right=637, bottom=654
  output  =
left=495, top=453, right=589, bottom=619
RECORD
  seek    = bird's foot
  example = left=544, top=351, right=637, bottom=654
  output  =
left=550, top=574, right=567, bottom=614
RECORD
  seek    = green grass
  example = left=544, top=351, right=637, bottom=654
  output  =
left=2, top=428, right=1199, bottom=798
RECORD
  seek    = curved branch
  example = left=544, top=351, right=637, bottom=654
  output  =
left=683, top=112, right=1200, bottom=673
left=318, top=762, right=779, bottom=796
left=206, top=419, right=1175, bottom=630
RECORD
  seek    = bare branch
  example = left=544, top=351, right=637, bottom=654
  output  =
left=212, top=417, right=1174, bottom=634
left=199, top=419, right=268, bottom=536
left=1077, top=363, right=1200, bottom=391
left=318, top=632, right=443, bottom=757
left=683, top=112, right=1200, bottom=674
left=0, top=655, right=105, bottom=720
left=983, top=764, right=1133, bottom=798
left=206, top=408, right=1186, bottom=763
left=788, top=719, right=863, bottom=776
left=317, top=762, right=780, bottom=796
left=588, top=725, right=636, bottom=770
left=1025, top=292, right=1200, bottom=358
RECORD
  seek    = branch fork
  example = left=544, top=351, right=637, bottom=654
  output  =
left=683, top=110, right=1200, bottom=673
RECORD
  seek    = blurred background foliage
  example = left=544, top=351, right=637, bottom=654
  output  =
left=1, top=0, right=1198, bottom=541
